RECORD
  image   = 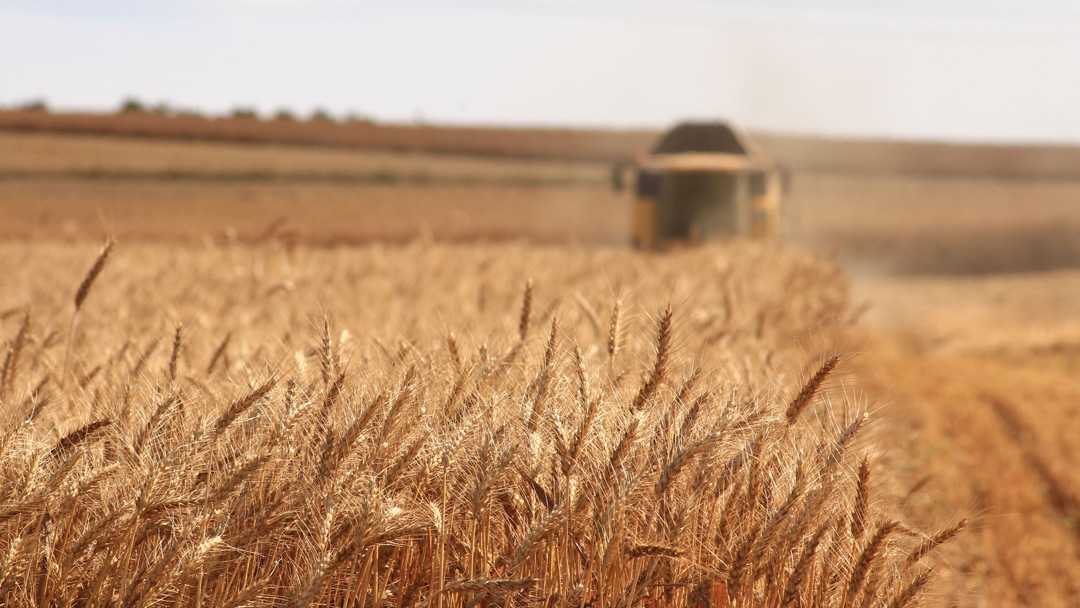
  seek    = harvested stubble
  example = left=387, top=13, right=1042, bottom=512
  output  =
left=0, top=240, right=958, bottom=607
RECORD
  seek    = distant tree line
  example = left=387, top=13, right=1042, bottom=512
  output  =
left=5, top=97, right=373, bottom=124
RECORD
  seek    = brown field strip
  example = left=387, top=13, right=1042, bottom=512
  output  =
left=0, top=131, right=609, bottom=182
left=0, top=111, right=657, bottom=162
left=0, top=180, right=630, bottom=244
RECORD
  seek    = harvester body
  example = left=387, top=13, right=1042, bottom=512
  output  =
left=626, top=122, right=782, bottom=248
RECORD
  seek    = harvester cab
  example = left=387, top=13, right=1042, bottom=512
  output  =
left=615, top=122, right=783, bottom=248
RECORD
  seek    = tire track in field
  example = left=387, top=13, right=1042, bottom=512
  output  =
left=863, top=341, right=1080, bottom=608
left=981, top=391, right=1080, bottom=543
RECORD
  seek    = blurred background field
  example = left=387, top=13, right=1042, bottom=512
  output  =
left=4, top=121, right=1080, bottom=275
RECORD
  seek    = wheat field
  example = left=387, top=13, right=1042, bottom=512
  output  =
left=0, top=239, right=960, bottom=607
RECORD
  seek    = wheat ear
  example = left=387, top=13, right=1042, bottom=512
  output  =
left=786, top=355, right=839, bottom=424
left=631, top=306, right=673, bottom=411
left=887, top=570, right=935, bottom=608
left=63, top=239, right=114, bottom=393
left=851, top=455, right=871, bottom=540
left=846, top=521, right=900, bottom=605
left=519, top=279, right=533, bottom=343
left=904, top=518, right=967, bottom=568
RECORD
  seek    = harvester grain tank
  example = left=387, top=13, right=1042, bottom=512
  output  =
left=618, top=122, right=783, bottom=247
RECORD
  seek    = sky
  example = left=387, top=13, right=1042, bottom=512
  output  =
left=2, top=1, right=1079, bottom=144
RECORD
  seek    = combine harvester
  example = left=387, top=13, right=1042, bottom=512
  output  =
left=617, top=122, right=784, bottom=248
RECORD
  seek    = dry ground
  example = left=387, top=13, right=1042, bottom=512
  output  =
left=853, top=272, right=1080, bottom=607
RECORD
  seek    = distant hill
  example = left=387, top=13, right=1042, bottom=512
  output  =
left=2, top=110, right=1079, bottom=178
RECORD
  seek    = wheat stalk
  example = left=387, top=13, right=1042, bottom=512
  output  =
left=0, top=311, right=30, bottom=403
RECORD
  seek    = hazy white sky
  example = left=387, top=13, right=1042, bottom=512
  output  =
left=2, top=1, right=1079, bottom=143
